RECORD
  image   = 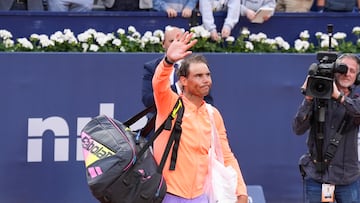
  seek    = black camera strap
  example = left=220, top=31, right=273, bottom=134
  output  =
left=313, top=109, right=350, bottom=174
left=313, top=99, right=327, bottom=173
left=323, top=113, right=349, bottom=164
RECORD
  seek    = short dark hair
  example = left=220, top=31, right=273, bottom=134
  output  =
left=177, top=54, right=209, bottom=78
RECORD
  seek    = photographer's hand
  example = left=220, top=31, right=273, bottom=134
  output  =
left=332, top=82, right=344, bottom=103
left=301, top=76, right=313, bottom=101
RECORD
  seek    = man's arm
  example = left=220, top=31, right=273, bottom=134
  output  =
left=141, top=57, right=162, bottom=107
left=223, top=0, right=241, bottom=31
left=199, top=0, right=217, bottom=33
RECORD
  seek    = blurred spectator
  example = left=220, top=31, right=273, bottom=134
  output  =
left=103, top=0, right=152, bottom=11
left=316, top=0, right=360, bottom=12
left=275, top=0, right=314, bottom=12
left=199, top=0, right=240, bottom=41
left=153, top=0, right=199, bottom=18
left=0, top=0, right=45, bottom=10
left=47, top=0, right=93, bottom=11
left=240, top=0, right=276, bottom=22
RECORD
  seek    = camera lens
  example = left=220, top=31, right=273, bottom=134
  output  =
left=309, top=78, right=332, bottom=98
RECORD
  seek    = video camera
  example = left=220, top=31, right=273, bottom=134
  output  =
left=305, top=24, right=348, bottom=99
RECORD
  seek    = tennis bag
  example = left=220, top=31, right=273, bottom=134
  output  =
left=80, top=98, right=184, bottom=203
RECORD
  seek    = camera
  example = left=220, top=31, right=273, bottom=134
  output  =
left=305, top=24, right=348, bottom=99
left=306, top=52, right=348, bottom=99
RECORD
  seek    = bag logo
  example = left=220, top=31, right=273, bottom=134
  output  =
left=81, top=132, right=115, bottom=167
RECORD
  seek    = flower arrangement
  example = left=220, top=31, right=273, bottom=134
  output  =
left=1, top=25, right=360, bottom=53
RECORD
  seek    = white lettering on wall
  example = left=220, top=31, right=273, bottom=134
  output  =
left=27, top=103, right=114, bottom=162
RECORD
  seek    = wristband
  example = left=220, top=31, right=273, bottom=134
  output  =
left=164, top=56, right=174, bottom=65
left=337, top=92, right=344, bottom=103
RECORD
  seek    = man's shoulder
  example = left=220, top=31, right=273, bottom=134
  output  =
left=144, top=56, right=164, bottom=68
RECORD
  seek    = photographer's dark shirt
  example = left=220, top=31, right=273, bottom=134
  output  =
left=292, top=90, right=360, bottom=185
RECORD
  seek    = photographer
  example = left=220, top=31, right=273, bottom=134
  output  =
left=292, top=53, right=360, bottom=203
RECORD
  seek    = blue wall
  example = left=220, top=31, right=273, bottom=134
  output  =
left=0, top=52, right=322, bottom=203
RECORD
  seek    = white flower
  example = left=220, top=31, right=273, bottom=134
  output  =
left=241, top=27, right=250, bottom=36
left=94, top=32, right=110, bottom=46
left=274, top=36, right=285, bottom=44
left=63, top=29, right=78, bottom=43
left=112, top=38, right=121, bottom=46
left=264, top=38, right=276, bottom=46
left=132, top=31, right=141, bottom=39
left=320, top=38, right=338, bottom=48
left=17, top=38, right=34, bottom=49
left=4, top=38, right=14, bottom=48
left=120, top=46, right=126, bottom=52
left=149, top=36, right=160, bottom=44
left=280, top=42, right=290, bottom=50
left=190, top=25, right=210, bottom=38
left=274, top=36, right=290, bottom=50
left=315, top=32, right=323, bottom=38
left=85, top=28, right=97, bottom=36
left=117, top=28, right=126, bottom=35
left=200, top=29, right=211, bottom=39
left=0, top=29, right=13, bottom=40
left=50, top=31, right=65, bottom=44
left=77, top=32, right=92, bottom=42
left=39, top=36, right=55, bottom=48
left=143, top=31, right=152, bottom=39
left=128, top=26, right=136, bottom=34
left=141, top=31, right=152, bottom=44
left=333, top=32, right=347, bottom=40
left=141, top=36, right=149, bottom=44
left=299, top=30, right=310, bottom=40
left=82, top=43, right=89, bottom=52
left=245, top=41, right=254, bottom=50
left=249, top=33, right=267, bottom=42
left=320, top=33, right=330, bottom=41
left=281, top=41, right=290, bottom=50
left=294, top=39, right=309, bottom=51
left=225, top=36, right=235, bottom=42
left=140, top=41, right=145, bottom=49
left=89, top=44, right=99, bottom=52
left=30, top=33, right=40, bottom=40
left=153, top=29, right=164, bottom=41
left=352, top=26, right=360, bottom=34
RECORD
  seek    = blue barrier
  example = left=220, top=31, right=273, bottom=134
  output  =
left=0, top=52, right=320, bottom=203
left=247, top=185, right=266, bottom=203
left=0, top=11, right=360, bottom=45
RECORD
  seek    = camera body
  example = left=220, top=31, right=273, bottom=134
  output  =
left=306, top=51, right=348, bottom=99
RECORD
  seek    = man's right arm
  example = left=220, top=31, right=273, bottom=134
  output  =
left=142, top=58, right=161, bottom=107
left=292, top=99, right=313, bottom=135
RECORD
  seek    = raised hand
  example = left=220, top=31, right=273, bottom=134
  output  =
left=166, top=32, right=198, bottom=63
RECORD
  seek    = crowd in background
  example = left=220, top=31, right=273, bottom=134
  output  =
left=2, top=0, right=359, bottom=13
left=1, top=0, right=359, bottom=41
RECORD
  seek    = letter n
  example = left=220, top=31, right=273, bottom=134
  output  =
left=27, top=117, right=69, bottom=162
